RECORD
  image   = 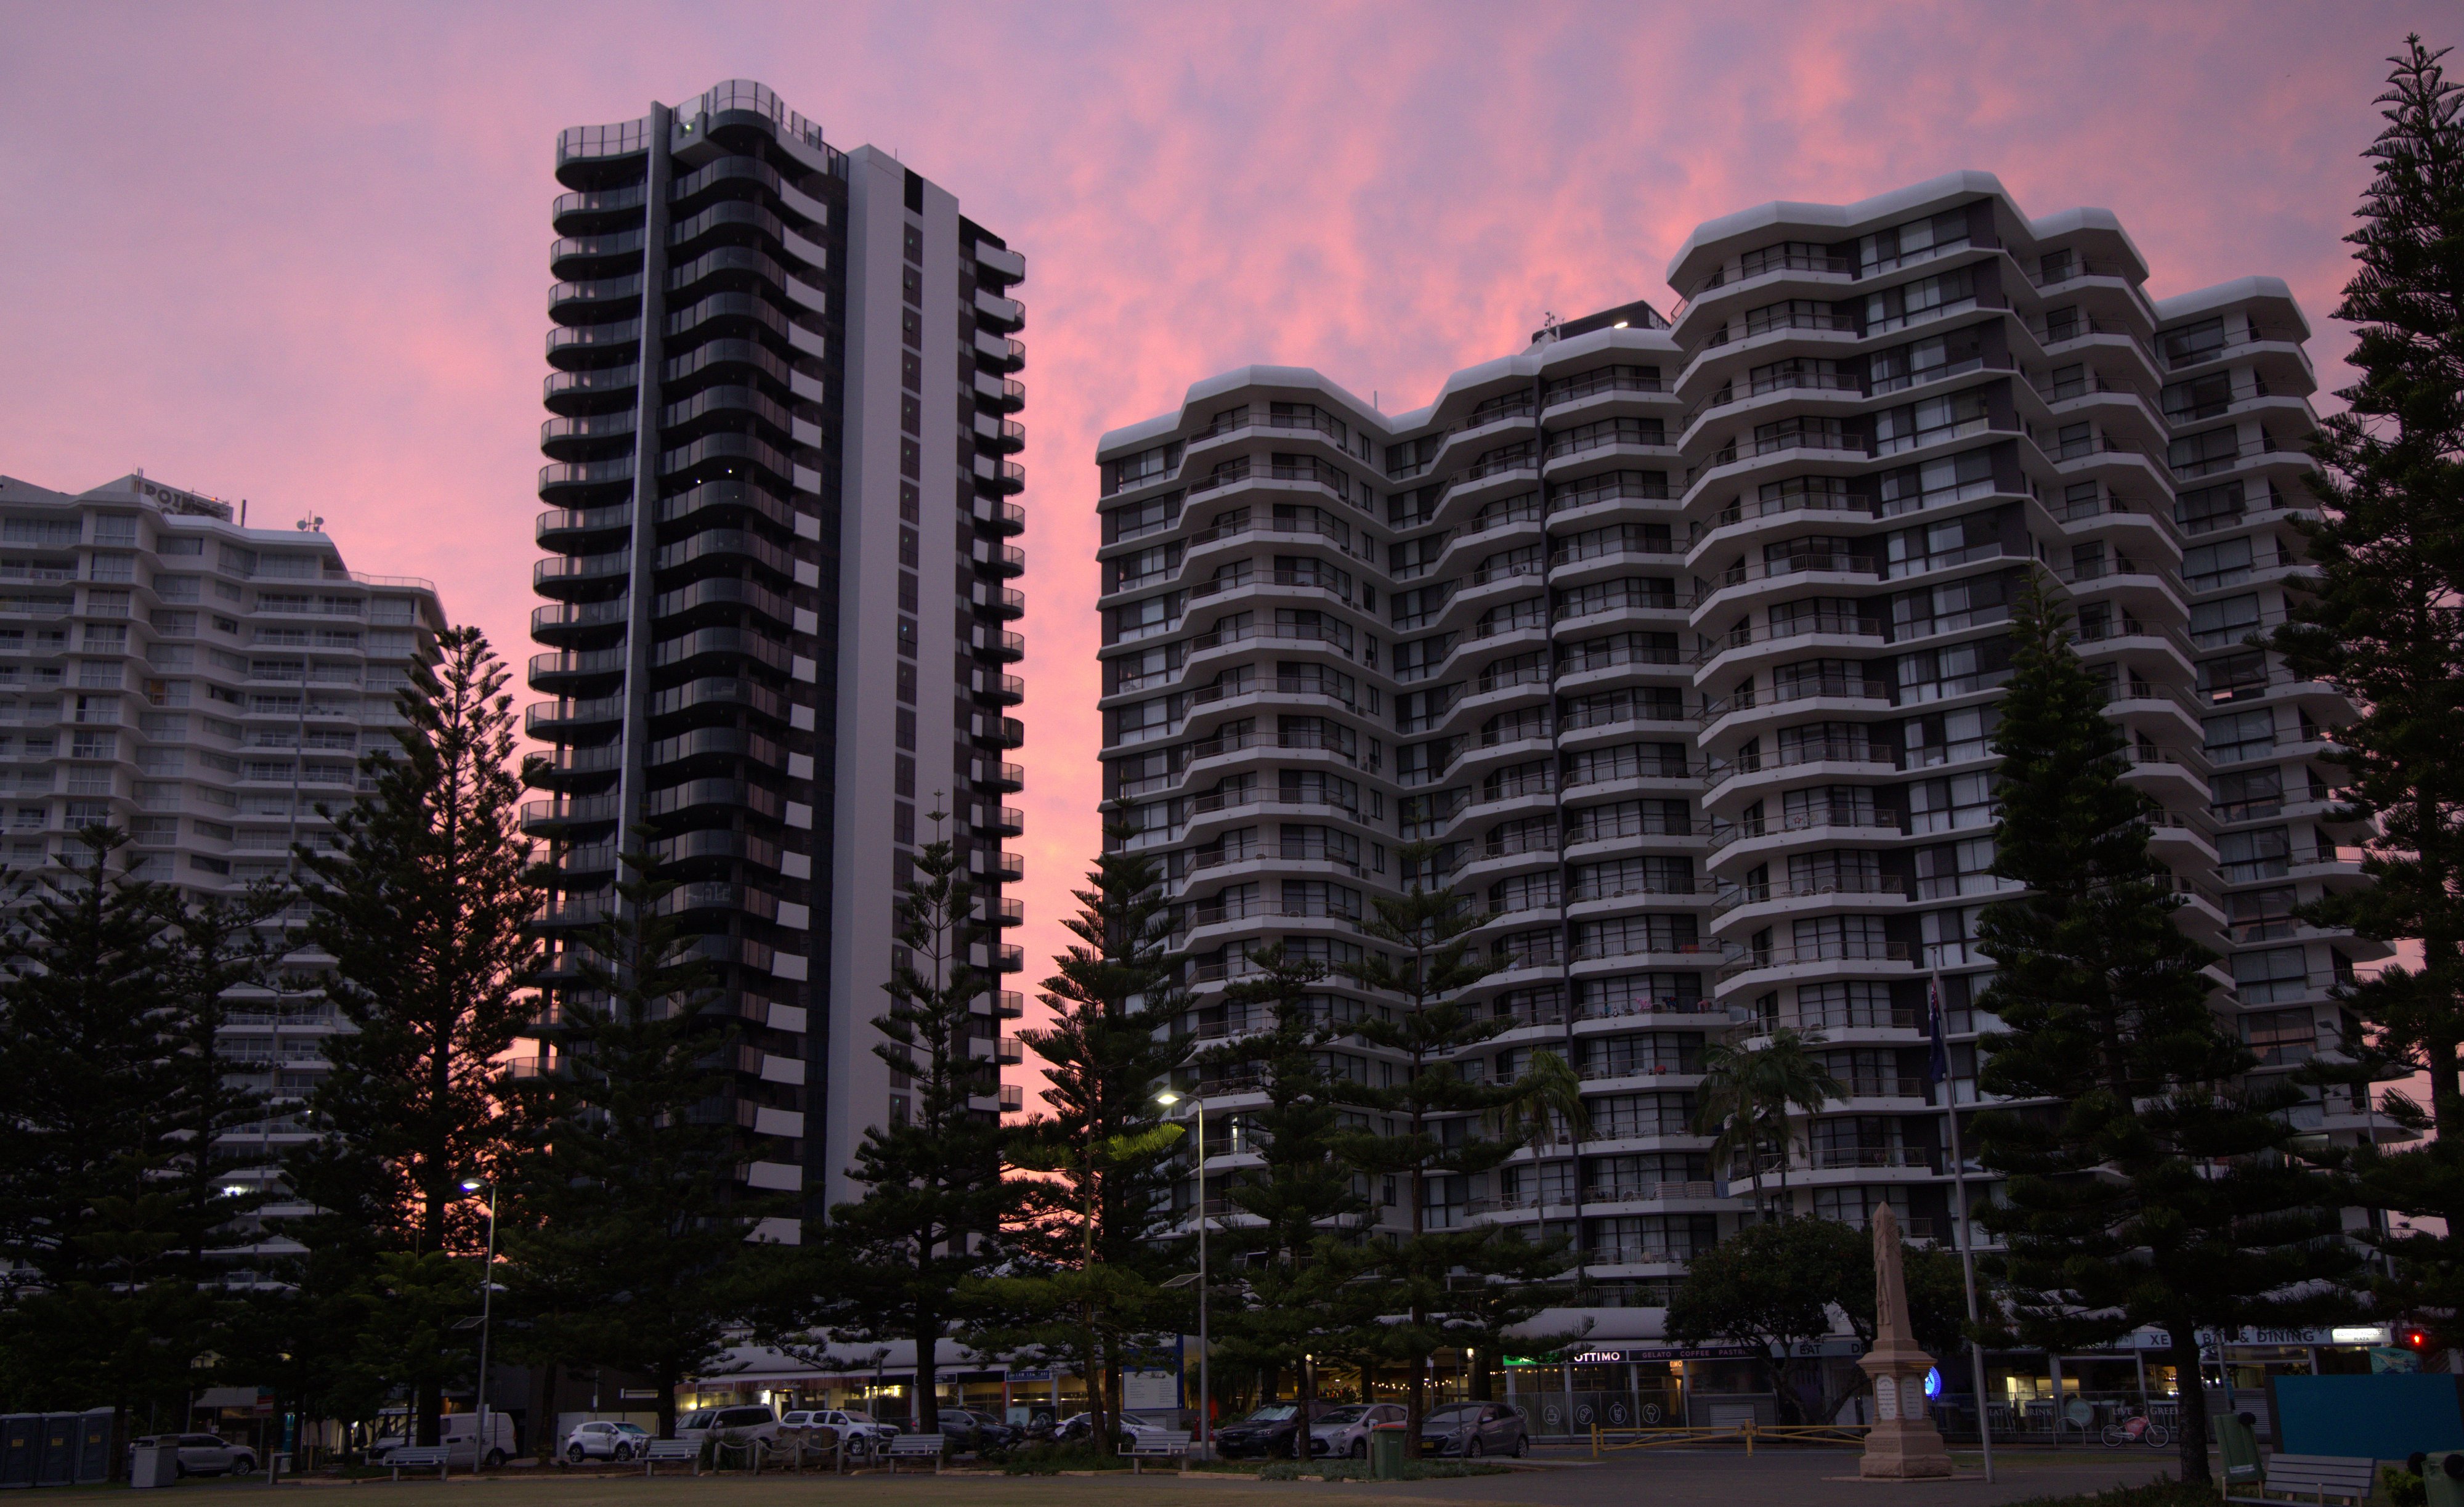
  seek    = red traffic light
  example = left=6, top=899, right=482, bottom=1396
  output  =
left=2400, top=1325, right=2431, bottom=1350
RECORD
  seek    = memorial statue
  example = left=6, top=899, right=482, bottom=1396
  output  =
left=1857, top=1204, right=1954, bottom=1477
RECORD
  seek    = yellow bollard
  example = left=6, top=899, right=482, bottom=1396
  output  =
left=1591, top=1423, right=1600, bottom=1459
left=1744, top=1420, right=1754, bottom=1457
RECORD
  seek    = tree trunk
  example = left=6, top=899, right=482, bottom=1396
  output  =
left=529, top=1364, right=557, bottom=1455
left=417, top=1381, right=441, bottom=1448
left=915, top=1302, right=941, bottom=1433
left=657, top=1362, right=678, bottom=1442
left=2169, top=1326, right=2213, bottom=1485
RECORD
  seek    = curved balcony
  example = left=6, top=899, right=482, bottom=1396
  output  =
left=978, top=374, right=1027, bottom=413
left=978, top=583, right=1026, bottom=619
left=976, top=331, right=1026, bottom=373
left=540, top=411, right=638, bottom=461
left=521, top=792, right=620, bottom=836
left=538, top=456, right=636, bottom=503
left=527, top=646, right=628, bottom=693
left=548, top=227, right=647, bottom=280
left=977, top=715, right=1026, bottom=749
left=975, top=498, right=1027, bottom=535
left=976, top=628, right=1026, bottom=662
left=551, top=182, right=647, bottom=234
left=543, top=364, right=639, bottom=415
left=523, top=741, right=623, bottom=789
left=549, top=273, right=645, bottom=325
left=533, top=550, right=631, bottom=599
left=536, top=504, right=633, bottom=548
left=981, top=542, right=1026, bottom=578
left=525, top=695, right=625, bottom=740
left=978, top=760, right=1026, bottom=792
left=973, top=805, right=1026, bottom=839
left=973, top=671, right=1026, bottom=707
left=546, top=318, right=642, bottom=371
left=983, top=458, right=1026, bottom=495
left=984, top=418, right=1027, bottom=455
left=531, top=598, right=630, bottom=646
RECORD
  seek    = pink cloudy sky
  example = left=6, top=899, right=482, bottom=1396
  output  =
left=1, top=2, right=2448, bottom=1074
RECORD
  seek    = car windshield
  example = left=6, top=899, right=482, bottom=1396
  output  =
left=1425, top=1405, right=1480, bottom=1425
left=615, top=1424, right=647, bottom=1436
left=841, top=1411, right=873, bottom=1424
left=1244, top=1406, right=1299, bottom=1423
left=680, top=1411, right=713, bottom=1429
left=1315, top=1407, right=1371, bottom=1425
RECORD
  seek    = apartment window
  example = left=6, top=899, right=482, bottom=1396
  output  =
left=894, top=707, right=916, bottom=752
left=2176, top=481, right=2246, bottom=534
left=1865, top=267, right=1976, bottom=335
left=1859, top=208, right=1971, bottom=273
left=2242, top=1007, right=2316, bottom=1065
left=2231, top=887, right=2298, bottom=943
left=2211, top=766, right=2284, bottom=821
left=2203, top=707, right=2277, bottom=765
left=1873, top=387, right=1990, bottom=455
left=2220, top=826, right=2292, bottom=885
left=2162, top=317, right=2229, bottom=367
left=1875, top=447, right=1995, bottom=516
left=2232, top=946, right=2311, bottom=1005
left=1871, top=327, right=1985, bottom=394
left=2183, top=536, right=2256, bottom=590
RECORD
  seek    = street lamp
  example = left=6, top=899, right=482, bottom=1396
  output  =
left=460, top=1178, right=498, bottom=1469
left=1154, top=1090, right=1209, bottom=1458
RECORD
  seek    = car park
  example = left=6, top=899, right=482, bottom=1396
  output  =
left=130, top=1434, right=257, bottom=1477
left=1419, top=1402, right=1526, bottom=1458
left=1308, top=1403, right=1406, bottom=1459
left=562, top=1421, right=649, bottom=1463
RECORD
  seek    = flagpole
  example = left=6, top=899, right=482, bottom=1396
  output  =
left=1932, top=971, right=1995, bottom=1484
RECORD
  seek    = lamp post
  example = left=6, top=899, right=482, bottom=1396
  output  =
left=1155, top=1091, right=1208, bottom=1458
left=460, top=1178, right=499, bottom=1469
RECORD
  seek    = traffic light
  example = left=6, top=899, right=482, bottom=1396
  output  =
left=2401, top=1323, right=2433, bottom=1351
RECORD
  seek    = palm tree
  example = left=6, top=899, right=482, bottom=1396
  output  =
left=1692, top=1028, right=1842, bottom=1219
left=1498, top=1049, right=1591, bottom=1266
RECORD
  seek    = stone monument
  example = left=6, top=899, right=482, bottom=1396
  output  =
left=1857, top=1204, right=1954, bottom=1478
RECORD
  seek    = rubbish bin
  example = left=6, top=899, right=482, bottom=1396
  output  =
left=2215, top=1412, right=2261, bottom=1493
left=1369, top=1425, right=1406, bottom=1481
left=2420, top=1450, right=2464, bottom=1507
left=130, top=1445, right=177, bottom=1489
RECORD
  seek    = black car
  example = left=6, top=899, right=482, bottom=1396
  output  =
left=1213, top=1403, right=1326, bottom=1459
left=1419, top=1402, right=1526, bottom=1458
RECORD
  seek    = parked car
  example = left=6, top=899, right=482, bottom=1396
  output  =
left=562, top=1421, right=649, bottom=1463
left=931, top=1408, right=1018, bottom=1453
left=1308, top=1403, right=1407, bottom=1459
left=131, top=1434, right=257, bottom=1477
left=1050, top=1410, right=1175, bottom=1448
left=375, top=1413, right=517, bottom=1469
left=1419, top=1402, right=1526, bottom=1458
left=779, top=1408, right=900, bottom=1456
left=676, top=1403, right=782, bottom=1457
left=1214, top=1403, right=1328, bottom=1458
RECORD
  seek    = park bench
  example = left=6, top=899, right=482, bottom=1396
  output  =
left=883, top=1434, right=947, bottom=1474
left=2227, top=1454, right=2378, bottom=1507
left=642, top=1440, right=701, bottom=1477
left=1121, top=1429, right=1192, bottom=1475
left=383, top=1446, right=452, bottom=1482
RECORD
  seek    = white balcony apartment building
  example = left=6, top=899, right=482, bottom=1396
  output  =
left=1093, top=172, right=2389, bottom=1346
left=0, top=468, right=446, bottom=1277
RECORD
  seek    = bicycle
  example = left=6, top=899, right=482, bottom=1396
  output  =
left=2102, top=1412, right=2171, bottom=1450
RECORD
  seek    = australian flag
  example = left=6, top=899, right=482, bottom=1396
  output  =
left=1927, top=977, right=1951, bottom=1086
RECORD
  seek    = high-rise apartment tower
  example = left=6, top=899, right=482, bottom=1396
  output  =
left=529, top=81, right=1029, bottom=1224
left=1095, top=173, right=2387, bottom=1345
left=0, top=468, right=446, bottom=1272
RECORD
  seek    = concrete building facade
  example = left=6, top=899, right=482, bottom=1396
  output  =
left=1093, top=173, right=2388, bottom=1359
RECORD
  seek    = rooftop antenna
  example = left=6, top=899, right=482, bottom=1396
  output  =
left=297, top=516, right=324, bottom=532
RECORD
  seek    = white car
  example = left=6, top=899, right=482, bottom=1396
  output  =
left=562, top=1420, right=648, bottom=1463
left=780, top=1408, right=899, bottom=1456
left=133, top=1434, right=257, bottom=1477
left=1309, top=1403, right=1407, bottom=1460
left=374, top=1413, right=516, bottom=1469
left=676, top=1403, right=782, bottom=1456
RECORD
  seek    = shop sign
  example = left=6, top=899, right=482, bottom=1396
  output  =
left=1507, top=1343, right=1762, bottom=1364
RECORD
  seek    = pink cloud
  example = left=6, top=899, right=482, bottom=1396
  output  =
left=0, top=1, right=2443, bottom=1098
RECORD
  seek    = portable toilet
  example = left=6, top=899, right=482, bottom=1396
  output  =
left=0, top=1415, right=37, bottom=1487
left=34, top=1416, right=76, bottom=1486
left=71, top=1412, right=112, bottom=1484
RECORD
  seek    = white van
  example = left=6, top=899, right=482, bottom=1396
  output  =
left=373, top=1412, right=516, bottom=1469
